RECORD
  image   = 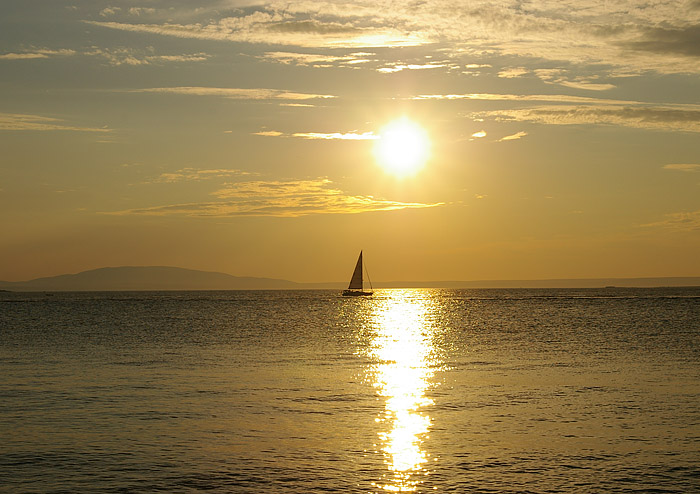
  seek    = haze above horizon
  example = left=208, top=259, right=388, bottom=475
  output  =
left=2, top=1, right=699, bottom=282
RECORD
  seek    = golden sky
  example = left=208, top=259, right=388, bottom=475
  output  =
left=1, top=0, right=700, bottom=282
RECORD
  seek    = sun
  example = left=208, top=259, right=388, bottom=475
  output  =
left=374, top=118, right=430, bottom=177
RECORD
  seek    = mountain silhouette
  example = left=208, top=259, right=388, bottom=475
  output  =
left=0, top=266, right=300, bottom=291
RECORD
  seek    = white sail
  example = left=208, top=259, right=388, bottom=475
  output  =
left=348, top=251, right=363, bottom=290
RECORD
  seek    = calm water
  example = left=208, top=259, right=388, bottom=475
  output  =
left=0, top=288, right=698, bottom=493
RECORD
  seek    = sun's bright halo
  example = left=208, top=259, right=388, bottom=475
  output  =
left=374, top=118, right=430, bottom=177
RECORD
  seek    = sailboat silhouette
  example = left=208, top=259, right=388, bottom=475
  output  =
left=342, top=251, right=373, bottom=296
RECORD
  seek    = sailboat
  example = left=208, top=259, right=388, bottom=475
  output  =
left=342, top=250, right=373, bottom=296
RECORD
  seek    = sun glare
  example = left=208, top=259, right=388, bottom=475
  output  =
left=374, top=118, right=430, bottom=177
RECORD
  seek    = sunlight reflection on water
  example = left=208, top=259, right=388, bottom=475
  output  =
left=363, top=290, right=442, bottom=492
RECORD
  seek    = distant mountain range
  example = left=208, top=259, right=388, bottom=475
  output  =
left=0, top=266, right=698, bottom=291
left=0, top=266, right=301, bottom=291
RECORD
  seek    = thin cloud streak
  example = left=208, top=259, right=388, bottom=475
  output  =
left=0, top=46, right=206, bottom=66
left=106, top=179, right=443, bottom=218
left=412, top=93, right=646, bottom=105
left=642, top=210, right=700, bottom=232
left=499, top=131, right=528, bottom=141
left=86, top=47, right=210, bottom=66
left=0, top=113, right=110, bottom=132
left=476, top=106, right=700, bottom=133
left=133, top=86, right=336, bottom=100
left=0, top=49, right=76, bottom=60
left=663, top=164, right=700, bottom=172
left=377, top=63, right=447, bottom=73
left=254, top=130, right=377, bottom=140
left=151, top=168, right=252, bottom=184
left=261, top=51, right=375, bottom=66
left=85, top=17, right=430, bottom=48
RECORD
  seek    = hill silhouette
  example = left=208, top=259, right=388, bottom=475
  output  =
left=0, top=266, right=300, bottom=291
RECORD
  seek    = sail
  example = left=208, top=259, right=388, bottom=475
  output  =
left=348, top=251, right=363, bottom=290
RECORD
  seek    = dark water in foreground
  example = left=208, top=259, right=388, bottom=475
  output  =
left=0, top=288, right=698, bottom=493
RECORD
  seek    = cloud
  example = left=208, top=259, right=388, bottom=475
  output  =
left=621, top=24, right=700, bottom=57
left=556, top=80, right=616, bottom=91
left=414, top=91, right=700, bottom=132
left=133, top=86, right=335, bottom=100
left=0, top=48, right=76, bottom=60
left=412, top=93, right=643, bottom=105
left=107, top=178, right=443, bottom=218
left=377, top=63, right=447, bottom=73
left=128, top=7, right=156, bottom=16
left=151, top=168, right=251, bottom=184
left=463, top=63, right=492, bottom=74
left=474, top=105, right=700, bottom=133
left=99, top=7, right=120, bottom=17
left=253, top=130, right=284, bottom=137
left=0, top=46, right=204, bottom=66
left=81, top=2, right=700, bottom=74
left=0, top=53, right=48, bottom=60
left=261, top=51, right=373, bottom=66
left=0, top=113, right=110, bottom=132
left=642, top=210, right=700, bottom=232
left=534, top=69, right=616, bottom=91
left=85, top=13, right=431, bottom=49
left=254, top=130, right=377, bottom=140
left=498, top=67, right=528, bottom=78
left=471, top=130, right=487, bottom=138
left=663, top=164, right=700, bottom=172
left=86, top=47, right=209, bottom=66
left=498, top=131, right=528, bottom=142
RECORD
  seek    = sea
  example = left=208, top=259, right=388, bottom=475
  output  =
left=0, top=288, right=698, bottom=493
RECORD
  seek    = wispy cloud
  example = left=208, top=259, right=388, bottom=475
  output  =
left=253, top=130, right=377, bottom=140
left=498, top=67, right=528, bottom=79
left=253, top=130, right=284, bottom=137
left=642, top=210, right=700, bottom=232
left=471, top=130, right=487, bottom=138
left=534, top=69, right=616, bottom=91
left=82, top=2, right=700, bottom=74
left=556, top=80, right=617, bottom=91
left=620, top=24, right=700, bottom=58
left=86, top=47, right=209, bottom=66
left=663, top=164, right=700, bottom=172
left=0, top=113, right=110, bottom=132
left=261, top=51, right=375, bottom=67
left=498, top=131, right=528, bottom=142
left=0, top=48, right=76, bottom=60
left=107, top=178, right=443, bottom=218
left=0, top=46, right=204, bottom=66
left=99, top=7, right=120, bottom=17
left=377, top=63, right=447, bottom=73
left=412, top=93, right=644, bottom=105
left=133, top=86, right=335, bottom=100
left=85, top=14, right=430, bottom=49
left=151, top=168, right=251, bottom=184
left=475, top=105, right=700, bottom=133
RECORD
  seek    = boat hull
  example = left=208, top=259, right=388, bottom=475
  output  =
left=342, top=289, right=373, bottom=297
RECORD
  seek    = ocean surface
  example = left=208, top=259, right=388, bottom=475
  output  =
left=0, top=288, right=698, bottom=493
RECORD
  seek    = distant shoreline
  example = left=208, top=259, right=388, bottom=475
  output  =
left=1, top=266, right=699, bottom=291
left=1, top=284, right=699, bottom=293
